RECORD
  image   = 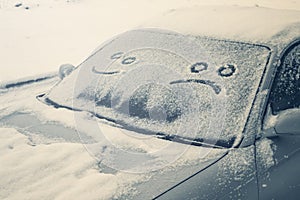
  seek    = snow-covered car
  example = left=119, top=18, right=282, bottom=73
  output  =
left=1, top=6, right=300, bottom=200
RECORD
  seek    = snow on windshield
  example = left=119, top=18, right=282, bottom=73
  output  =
left=45, top=29, right=270, bottom=145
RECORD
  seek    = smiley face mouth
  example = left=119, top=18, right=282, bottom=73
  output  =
left=92, top=66, right=120, bottom=75
left=170, top=79, right=222, bottom=94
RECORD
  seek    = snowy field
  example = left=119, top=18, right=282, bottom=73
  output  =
left=0, top=0, right=300, bottom=82
left=0, top=0, right=299, bottom=199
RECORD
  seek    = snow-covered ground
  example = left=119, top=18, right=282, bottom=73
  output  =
left=0, top=0, right=300, bottom=82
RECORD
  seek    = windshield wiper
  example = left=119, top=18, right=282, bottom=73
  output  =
left=38, top=94, right=235, bottom=149
left=155, top=132, right=235, bottom=149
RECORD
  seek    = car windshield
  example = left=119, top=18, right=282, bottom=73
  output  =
left=44, top=29, right=270, bottom=147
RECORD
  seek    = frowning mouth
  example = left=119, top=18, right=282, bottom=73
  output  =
left=170, top=79, right=221, bottom=94
left=92, top=66, right=120, bottom=75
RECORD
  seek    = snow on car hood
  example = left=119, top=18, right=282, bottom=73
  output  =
left=43, top=29, right=271, bottom=147
left=143, top=6, right=300, bottom=47
left=0, top=77, right=228, bottom=199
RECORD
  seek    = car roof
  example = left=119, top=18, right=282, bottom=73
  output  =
left=141, top=6, right=300, bottom=50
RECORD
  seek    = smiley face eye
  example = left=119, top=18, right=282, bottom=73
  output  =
left=190, top=62, right=208, bottom=73
left=111, top=52, right=124, bottom=59
left=218, top=64, right=236, bottom=77
left=122, top=57, right=136, bottom=65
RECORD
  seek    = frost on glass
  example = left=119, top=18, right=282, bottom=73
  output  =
left=270, top=43, right=300, bottom=114
left=44, top=29, right=270, bottom=145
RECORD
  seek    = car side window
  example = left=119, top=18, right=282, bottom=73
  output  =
left=269, top=42, right=300, bottom=114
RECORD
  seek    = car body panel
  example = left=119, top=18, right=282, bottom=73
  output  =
left=154, top=145, right=257, bottom=200
left=256, top=135, right=300, bottom=200
left=256, top=39, right=300, bottom=199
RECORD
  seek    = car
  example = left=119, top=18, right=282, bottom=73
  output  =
left=0, top=5, right=300, bottom=200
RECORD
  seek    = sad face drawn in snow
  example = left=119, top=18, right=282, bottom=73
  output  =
left=82, top=48, right=234, bottom=124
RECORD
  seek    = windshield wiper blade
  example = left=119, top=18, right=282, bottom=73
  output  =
left=155, top=132, right=236, bottom=149
left=38, top=94, right=236, bottom=149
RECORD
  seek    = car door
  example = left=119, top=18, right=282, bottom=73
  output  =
left=256, top=41, right=300, bottom=199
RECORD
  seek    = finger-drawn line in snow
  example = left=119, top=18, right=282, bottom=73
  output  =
left=92, top=66, right=120, bottom=75
left=170, top=79, right=222, bottom=94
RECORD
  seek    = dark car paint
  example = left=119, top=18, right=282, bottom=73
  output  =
left=154, top=146, right=258, bottom=199
left=256, top=135, right=300, bottom=199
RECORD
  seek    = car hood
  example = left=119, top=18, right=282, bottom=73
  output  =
left=0, top=76, right=229, bottom=199
left=143, top=6, right=300, bottom=49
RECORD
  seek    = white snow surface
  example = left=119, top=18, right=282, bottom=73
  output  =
left=256, top=138, right=276, bottom=170
left=144, top=6, right=300, bottom=45
left=0, top=0, right=300, bottom=82
left=0, top=128, right=143, bottom=200
left=0, top=78, right=227, bottom=199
